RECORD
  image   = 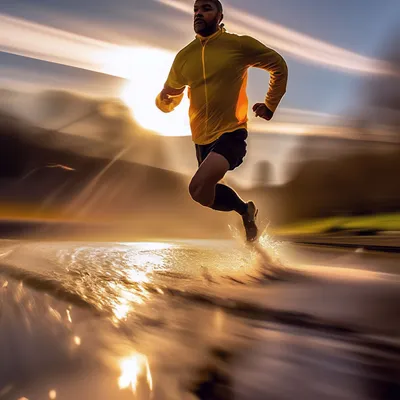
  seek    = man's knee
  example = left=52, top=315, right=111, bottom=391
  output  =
left=189, top=179, right=213, bottom=207
left=189, top=179, right=205, bottom=204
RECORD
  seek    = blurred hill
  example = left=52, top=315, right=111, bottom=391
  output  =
left=0, top=106, right=234, bottom=239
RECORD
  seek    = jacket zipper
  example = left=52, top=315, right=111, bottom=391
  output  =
left=201, top=40, right=209, bottom=136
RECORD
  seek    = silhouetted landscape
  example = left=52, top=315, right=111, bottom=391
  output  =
left=1, top=90, right=400, bottom=241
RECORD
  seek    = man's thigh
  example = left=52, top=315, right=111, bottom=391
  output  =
left=191, top=151, right=230, bottom=188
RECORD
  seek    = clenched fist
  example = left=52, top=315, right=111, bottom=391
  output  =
left=252, top=103, right=274, bottom=121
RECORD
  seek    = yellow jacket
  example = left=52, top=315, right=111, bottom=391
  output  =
left=156, top=28, right=288, bottom=145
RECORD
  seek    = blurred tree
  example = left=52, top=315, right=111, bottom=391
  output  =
left=356, top=27, right=400, bottom=139
left=253, top=161, right=272, bottom=187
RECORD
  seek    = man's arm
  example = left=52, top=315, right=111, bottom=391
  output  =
left=156, top=54, right=187, bottom=113
left=240, top=35, right=288, bottom=119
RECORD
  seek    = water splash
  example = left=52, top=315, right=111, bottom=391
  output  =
left=228, top=223, right=285, bottom=265
left=256, top=228, right=286, bottom=266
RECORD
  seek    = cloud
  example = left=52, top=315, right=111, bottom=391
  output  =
left=155, top=0, right=395, bottom=76
left=249, top=121, right=398, bottom=143
left=274, top=108, right=342, bottom=124
left=0, top=13, right=123, bottom=77
left=0, top=62, right=122, bottom=97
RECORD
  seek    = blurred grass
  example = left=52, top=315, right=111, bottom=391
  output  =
left=272, top=213, right=400, bottom=236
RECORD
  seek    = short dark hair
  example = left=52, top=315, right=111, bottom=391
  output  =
left=211, top=0, right=223, bottom=13
left=195, top=0, right=223, bottom=13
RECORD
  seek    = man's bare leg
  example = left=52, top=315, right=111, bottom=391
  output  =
left=189, top=152, right=241, bottom=209
left=189, top=152, right=258, bottom=241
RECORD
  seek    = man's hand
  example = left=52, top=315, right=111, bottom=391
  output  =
left=160, top=88, right=173, bottom=105
left=160, top=86, right=185, bottom=104
left=252, top=103, right=274, bottom=121
left=156, top=86, right=185, bottom=113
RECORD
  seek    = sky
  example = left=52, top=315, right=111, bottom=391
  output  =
left=0, top=0, right=399, bottom=183
left=1, top=0, right=398, bottom=111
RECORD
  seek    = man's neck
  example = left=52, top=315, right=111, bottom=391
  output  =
left=197, top=25, right=219, bottom=38
left=196, top=27, right=222, bottom=41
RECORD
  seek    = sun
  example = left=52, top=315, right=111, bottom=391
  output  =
left=101, top=46, right=191, bottom=137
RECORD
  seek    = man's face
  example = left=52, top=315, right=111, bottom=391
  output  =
left=193, top=0, right=221, bottom=36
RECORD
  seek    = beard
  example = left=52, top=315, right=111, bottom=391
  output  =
left=194, top=16, right=220, bottom=36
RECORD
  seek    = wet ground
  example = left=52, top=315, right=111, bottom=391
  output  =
left=0, top=235, right=399, bottom=399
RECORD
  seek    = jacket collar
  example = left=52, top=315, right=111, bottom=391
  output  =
left=196, top=26, right=225, bottom=43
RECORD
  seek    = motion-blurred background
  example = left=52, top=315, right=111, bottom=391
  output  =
left=0, top=0, right=399, bottom=241
left=1, top=3, right=400, bottom=400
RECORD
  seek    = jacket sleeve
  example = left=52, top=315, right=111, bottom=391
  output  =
left=240, top=35, right=288, bottom=112
left=156, top=54, right=187, bottom=113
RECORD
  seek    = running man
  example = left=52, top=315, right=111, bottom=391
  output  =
left=156, top=0, right=288, bottom=241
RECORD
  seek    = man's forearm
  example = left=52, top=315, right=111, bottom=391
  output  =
left=263, top=53, right=288, bottom=113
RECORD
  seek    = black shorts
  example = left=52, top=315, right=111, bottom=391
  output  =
left=195, top=129, right=248, bottom=171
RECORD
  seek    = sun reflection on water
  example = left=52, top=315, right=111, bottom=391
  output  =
left=118, top=354, right=153, bottom=394
left=111, top=286, right=145, bottom=323
left=113, top=301, right=132, bottom=322
left=109, top=242, right=171, bottom=322
left=119, top=242, right=174, bottom=251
